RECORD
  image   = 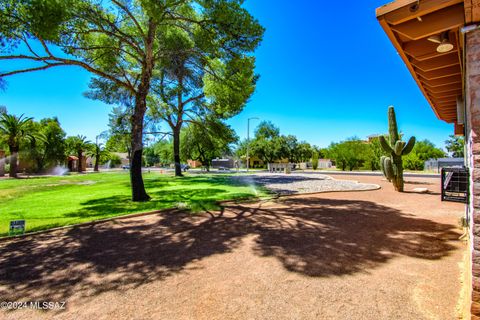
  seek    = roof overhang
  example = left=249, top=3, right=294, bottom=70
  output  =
left=376, top=0, right=480, bottom=134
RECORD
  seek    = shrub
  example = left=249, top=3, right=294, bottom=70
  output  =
left=108, top=154, right=122, bottom=168
left=403, top=152, right=424, bottom=171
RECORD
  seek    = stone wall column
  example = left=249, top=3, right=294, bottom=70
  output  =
left=466, top=28, right=480, bottom=319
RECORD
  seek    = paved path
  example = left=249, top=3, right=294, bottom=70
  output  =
left=0, top=175, right=465, bottom=319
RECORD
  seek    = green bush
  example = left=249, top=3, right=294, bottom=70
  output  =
left=108, top=154, right=122, bottom=168
left=403, top=152, right=424, bottom=171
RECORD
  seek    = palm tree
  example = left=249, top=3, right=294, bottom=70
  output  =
left=86, top=141, right=109, bottom=172
left=66, top=135, right=91, bottom=173
left=0, top=113, right=33, bottom=177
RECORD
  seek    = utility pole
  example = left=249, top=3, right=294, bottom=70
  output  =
left=247, top=117, right=259, bottom=172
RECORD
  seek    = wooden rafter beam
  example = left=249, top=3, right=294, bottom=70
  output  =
left=391, top=4, right=465, bottom=40
left=430, top=102, right=457, bottom=108
left=410, top=53, right=459, bottom=71
left=415, top=65, right=461, bottom=80
left=431, top=96, right=459, bottom=104
left=438, top=106, right=458, bottom=110
left=422, top=82, right=462, bottom=93
left=429, top=89, right=463, bottom=98
left=434, top=103, right=457, bottom=109
left=421, top=74, right=462, bottom=87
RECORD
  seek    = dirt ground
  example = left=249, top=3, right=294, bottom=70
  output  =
left=0, top=174, right=466, bottom=319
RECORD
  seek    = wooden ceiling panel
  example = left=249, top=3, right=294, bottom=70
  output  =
left=383, top=0, right=463, bottom=25
left=403, top=32, right=458, bottom=61
left=391, top=4, right=465, bottom=40
left=404, top=41, right=458, bottom=61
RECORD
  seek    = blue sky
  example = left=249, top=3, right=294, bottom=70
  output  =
left=0, top=0, right=454, bottom=149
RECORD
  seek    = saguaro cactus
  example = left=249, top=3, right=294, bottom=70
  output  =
left=379, top=106, right=416, bottom=192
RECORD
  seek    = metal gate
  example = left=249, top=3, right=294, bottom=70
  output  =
left=441, top=167, right=469, bottom=203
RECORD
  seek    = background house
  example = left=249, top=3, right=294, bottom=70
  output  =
left=187, top=160, right=202, bottom=168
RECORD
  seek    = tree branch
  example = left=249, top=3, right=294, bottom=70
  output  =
left=0, top=55, right=136, bottom=94
left=0, top=63, right=65, bottom=77
left=111, top=0, right=145, bottom=40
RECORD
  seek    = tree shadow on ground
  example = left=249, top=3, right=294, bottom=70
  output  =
left=229, top=174, right=332, bottom=195
left=231, top=174, right=328, bottom=186
left=62, top=188, right=255, bottom=219
left=0, top=197, right=459, bottom=303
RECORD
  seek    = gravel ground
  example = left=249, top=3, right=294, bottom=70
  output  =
left=232, top=172, right=380, bottom=195
left=0, top=174, right=466, bottom=320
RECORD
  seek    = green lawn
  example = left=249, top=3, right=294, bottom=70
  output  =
left=0, top=172, right=268, bottom=236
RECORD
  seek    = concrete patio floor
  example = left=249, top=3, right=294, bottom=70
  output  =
left=0, top=174, right=466, bottom=319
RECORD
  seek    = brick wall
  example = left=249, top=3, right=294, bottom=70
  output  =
left=466, top=28, right=480, bottom=319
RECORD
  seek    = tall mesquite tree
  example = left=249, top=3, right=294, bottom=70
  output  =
left=140, top=5, right=263, bottom=176
left=0, top=0, right=263, bottom=200
left=379, top=106, right=416, bottom=192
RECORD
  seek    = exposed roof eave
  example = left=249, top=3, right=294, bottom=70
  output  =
left=377, top=16, right=442, bottom=120
left=376, top=0, right=467, bottom=126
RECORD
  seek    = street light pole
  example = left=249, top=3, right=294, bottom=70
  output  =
left=246, top=117, right=259, bottom=172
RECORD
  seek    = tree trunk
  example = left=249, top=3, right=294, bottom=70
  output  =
left=77, top=150, right=83, bottom=173
left=130, top=94, right=150, bottom=202
left=9, top=145, right=18, bottom=178
left=94, top=153, right=99, bottom=172
left=129, top=19, right=156, bottom=202
left=93, top=147, right=100, bottom=172
left=173, top=126, right=182, bottom=177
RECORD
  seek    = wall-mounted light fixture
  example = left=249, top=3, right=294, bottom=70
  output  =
left=428, top=32, right=454, bottom=53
